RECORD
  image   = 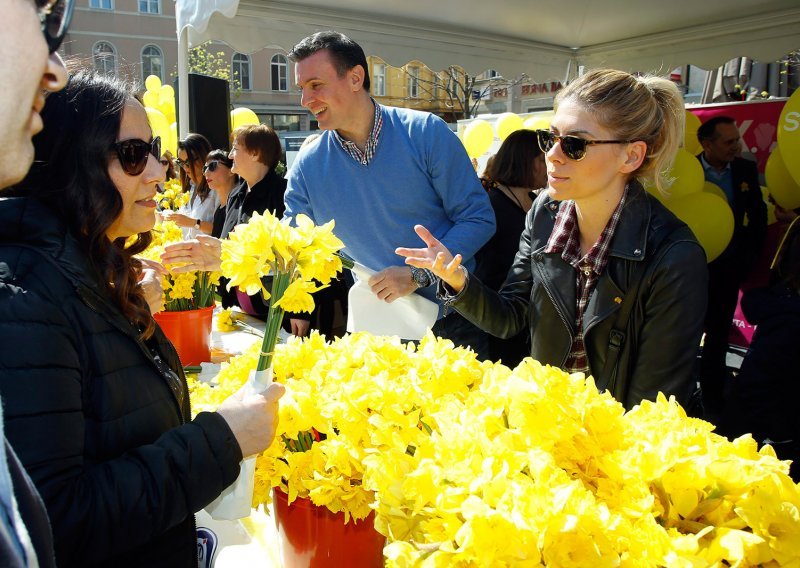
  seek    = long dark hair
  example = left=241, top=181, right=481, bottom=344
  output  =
left=178, top=133, right=212, bottom=203
left=481, top=129, right=542, bottom=190
left=14, top=68, right=155, bottom=338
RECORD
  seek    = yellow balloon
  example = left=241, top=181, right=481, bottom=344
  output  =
left=462, top=119, right=493, bottom=158
left=664, top=149, right=704, bottom=200
left=684, top=110, right=702, bottom=155
left=144, top=75, right=162, bottom=92
left=145, top=107, right=169, bottom=142
left=765, top=146, right=800, bottom=210
left=523, top=116, right=551, bottom=131
left=495, top=112, right=523, bottom=141
left=230, top=107, right=260, bottom=130
left=776, top=88, right=800, bottom=185
left=668, top=192, right=734, bottom=263
left=703, top=181, right=727, bottom=202
left=167, top=122, right=178, bottom=156
left=142, top=90, right=159, bottom=109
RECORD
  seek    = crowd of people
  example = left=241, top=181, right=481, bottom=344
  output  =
left=0, top=4, right=797, bottom=566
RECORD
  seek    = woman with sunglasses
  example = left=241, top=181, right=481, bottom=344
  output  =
left=164, top=133, right=218, bottom=238
left=398, top=68, right=708, bottom=410
left=202, top=150, right=238, bottom=238
left=0, top=69, right=285, bottom=567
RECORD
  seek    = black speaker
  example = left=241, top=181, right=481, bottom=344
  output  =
left=173, top=73, right=231, bottom=151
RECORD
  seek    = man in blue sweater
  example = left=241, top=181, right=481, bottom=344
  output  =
left=284, top=31, right=495, bottom=345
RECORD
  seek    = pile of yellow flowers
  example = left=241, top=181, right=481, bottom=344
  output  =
left=190, top=332, right=800, bottom=566
left=157, top=178, right=189, bottom=211
left=139, top=219, right=220, bottom=311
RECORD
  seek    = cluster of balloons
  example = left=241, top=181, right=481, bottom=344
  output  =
left=765, top=89, right=800, bottom=212
left=461, top=111, right=553, bottom=158
left=143, top=74, right=263, bottom=155
left=143, top=75, right=178, bottom=156
left=644, top=110, right=734, bottom=263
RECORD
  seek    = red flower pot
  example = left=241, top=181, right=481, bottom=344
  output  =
left=153, top=305, right=214, bottom=366
left=273, top=489, right=385, bottom=568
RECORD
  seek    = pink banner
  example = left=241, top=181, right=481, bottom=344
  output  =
left=690, top=99, right=786, bottom=173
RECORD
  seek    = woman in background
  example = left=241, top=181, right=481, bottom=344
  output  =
left=475, top=129, right=547, bottom=366
left=203, top=149, right=238, bottom=238
left=165, top=133, right=218, bottom=237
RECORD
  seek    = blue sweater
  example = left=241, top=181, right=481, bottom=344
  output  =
left=285, top=105, right=495, bottom=306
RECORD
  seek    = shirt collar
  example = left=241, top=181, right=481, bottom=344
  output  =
left=700, top=153, right=732, bottom=174
left=333, top=99, right=383, bottom=165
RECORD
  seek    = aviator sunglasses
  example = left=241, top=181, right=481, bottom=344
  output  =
left=112, top=136, right=161, bottom=176
left=536, top=129, right=637, bottom=162
left=35, top=0, right=75, bottom=54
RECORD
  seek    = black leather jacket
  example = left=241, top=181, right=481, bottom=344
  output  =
left=0, top=197, right=243, bottom=567
left=446, top=185, right=708, bottom=409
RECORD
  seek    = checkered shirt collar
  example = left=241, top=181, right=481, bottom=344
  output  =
left=333, top=99, right=383, bottom=165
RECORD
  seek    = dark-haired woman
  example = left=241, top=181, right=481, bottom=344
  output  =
left=165, top=133, right=218, bottom=237
left=0, top=69, right=284, bottom=567
left=203, top=149, right=238, bottom=238
left=475, top=128, right=547, bottom=367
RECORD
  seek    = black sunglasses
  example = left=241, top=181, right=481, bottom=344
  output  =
left=536, top=129, right=637, bottom=162
left=203, top=160, right=229, bottom=174
left=36, top=0, right=75, bottom=54
left=174, top=158, right=190, bottom=168
left=112, top=136, right=161, bottom=176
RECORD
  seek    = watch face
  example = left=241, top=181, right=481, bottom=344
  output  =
left=411, top=268, right=431, bottom=287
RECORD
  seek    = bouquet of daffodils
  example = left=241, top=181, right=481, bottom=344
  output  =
left=138, top=219, right=219, bottom=311
left=205, top=211, right=345, bottom=519
left=191, top=331, right=800, bottom=565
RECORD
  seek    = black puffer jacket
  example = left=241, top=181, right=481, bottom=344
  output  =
left=0, top=197, right=243, bottom=567
left=447, top=185, right=708, bottom=409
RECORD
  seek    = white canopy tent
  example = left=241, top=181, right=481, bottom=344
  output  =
left=174, top=0, right=800, bottom=136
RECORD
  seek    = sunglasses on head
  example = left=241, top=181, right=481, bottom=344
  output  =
left=112, top=136, right=161, bottom=176
left=35, top=0, right=75, bottom=54
left=536, top=129, right=637, bottom=161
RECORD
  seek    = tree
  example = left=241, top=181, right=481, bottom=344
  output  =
left=171, top=42, right=242, bottom=97
left=402, top=64, right=530, bottom=120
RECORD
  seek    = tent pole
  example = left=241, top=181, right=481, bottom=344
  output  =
left=178, top=26, right=190, bottom=139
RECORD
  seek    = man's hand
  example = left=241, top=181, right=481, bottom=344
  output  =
left=290, top=318, right=311, bottom=337
left=396, top=225, right=467, bottom=294
left=368, top=266, right=417, bottom=303
left=161, top=235, right=222, bottom=273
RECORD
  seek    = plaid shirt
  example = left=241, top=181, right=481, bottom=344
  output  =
left=544, top=188, right=628, bottom=374
left=333, top=99, right=383, bottom=165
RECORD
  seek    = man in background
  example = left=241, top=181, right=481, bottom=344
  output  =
left=0, top=0, right=71, bottom=565
left=284, top=31, right=495, bottom=345
left=696, top=115, right=767, bottom=417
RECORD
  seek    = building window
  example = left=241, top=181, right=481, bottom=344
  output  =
left=138, top=0, right=159, bottom=13
left=372, top=63, right=386, bottom=96
left=89, top=0, right=112, bottom=9
left=271, top=55, right=289, bottom=92
left=232, top=53, right=251, bottom=91
left=93, top=41, right=117, bottom=76
left=408, top=66, right=420, bottom=99
left=141, top=45, right=163, bottom=82
left=266, top=114, right=302, bottom=132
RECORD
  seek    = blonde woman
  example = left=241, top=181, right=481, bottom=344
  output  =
left=398, top=69, right=708, bottom=409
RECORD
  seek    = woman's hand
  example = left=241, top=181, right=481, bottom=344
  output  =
left=395, top=225, right=467, bottom=294
left=162, top=211, right=195, bottom=228
left=217, top=382, right=286, bottom=457
left=161, top=235, right=222, bottom=273
left=137, top=258, right=167, bottom=313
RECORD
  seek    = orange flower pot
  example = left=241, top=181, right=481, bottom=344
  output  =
left=273, top=488, right=385, bottom=568
left=153, top=306, right=214, bottom=366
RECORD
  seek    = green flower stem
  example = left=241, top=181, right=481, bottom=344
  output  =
left=256, top=270, right=291, bottom=373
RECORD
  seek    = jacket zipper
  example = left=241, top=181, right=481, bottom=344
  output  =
left=533, top=260, right=573, bottom=367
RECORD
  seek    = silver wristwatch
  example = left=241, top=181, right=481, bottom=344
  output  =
left=410, top=267, right=434, bottom=288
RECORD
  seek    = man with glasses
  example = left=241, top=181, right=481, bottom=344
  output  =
left=1, top=0, right=71, bottom=566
